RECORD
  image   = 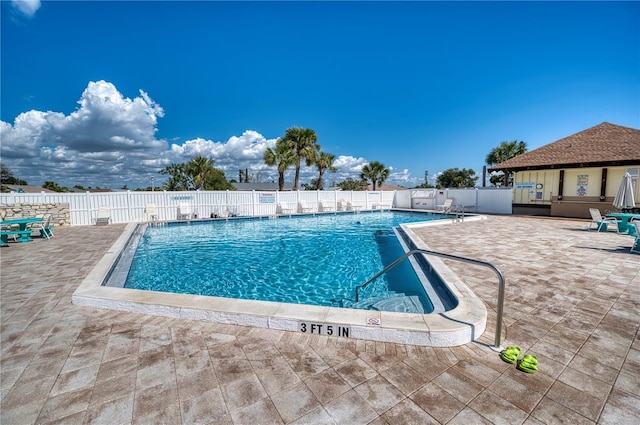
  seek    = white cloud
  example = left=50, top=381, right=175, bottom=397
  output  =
left=11, top=0, right=41, bottom=18
left=1, top=80, right=168, bottom=188
left=0, top=80, right=417, bottom=189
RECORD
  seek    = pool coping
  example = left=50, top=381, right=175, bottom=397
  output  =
left=72, top=212, right=489, bottom=347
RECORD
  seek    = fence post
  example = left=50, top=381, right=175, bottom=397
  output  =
left=127, top=190, right=133, bottom=222
left=86, top=191, right=92, bottom=225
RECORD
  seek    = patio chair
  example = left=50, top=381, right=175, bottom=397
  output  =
left=144, top=203, right=159, bottom=222
left=588, top=208, right=619, bottom=232
left=337, top=199, right=347, bottom=211
left=298, top=199, right=313, bottom=213
left=436, top=199, right=454, bottom=213
left=631, top=221, right=640, bottom=254
left=177, top=202, right=193, bottom=220
left=228, top=205, right=239, bottom=217
left=346, top=201, right=362, bottom=211
left=318, top=200, right=333, bottom=212
left=28, top=214, right=54, bottom=239
left=276, top=202, right=293, bottom=214
left=95, top=206, right=111, bottom=225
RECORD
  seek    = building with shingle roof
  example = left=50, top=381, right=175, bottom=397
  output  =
left=488, top=122, right=640, bottom=218
left=1, top=184, right=57, bottom=194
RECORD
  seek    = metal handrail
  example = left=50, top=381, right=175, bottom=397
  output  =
left=355, top=249, right=505, bottom=350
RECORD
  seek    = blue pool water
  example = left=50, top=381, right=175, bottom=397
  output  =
left=117, top=211, right=454, bottom=313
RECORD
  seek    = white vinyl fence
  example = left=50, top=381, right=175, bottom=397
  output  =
left=0, top=190, right=396, bottom=226
left=1, top=188, right=512, bottom=226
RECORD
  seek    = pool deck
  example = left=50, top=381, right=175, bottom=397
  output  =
left=1, top=215, right=638, bottom=424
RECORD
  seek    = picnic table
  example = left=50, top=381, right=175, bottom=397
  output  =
left=1, top=217, right=43, bottom=243
left=607, top=213, right=640, bottom=236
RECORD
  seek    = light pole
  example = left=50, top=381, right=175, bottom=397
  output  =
left=151, top=176, right=154, bottom=191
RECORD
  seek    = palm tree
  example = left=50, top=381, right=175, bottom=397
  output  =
left=263, top=138, right=295, bottom=191
left=486, top=140, right=527, bottom=186
left=159, top=163, right=190, bottom=190
left=186, top=156, right=215, bottom=190
left=360, top=161, right=390, bottom=191
left=308, top=151, right=337, bottom=190
left=282, top=127, right=319, bottom=190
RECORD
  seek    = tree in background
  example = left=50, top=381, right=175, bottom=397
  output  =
left=160, top=163, right=190, bottom=191
left=204, top=168, right=234, bottom=190
left=186, top=156, right=215, bottom=190
left=337, top=178, right=368, bottom=191
left=263, top=138, right=296, bottom=190
left=360, top=161, right=390, bottom=191
left=1, top=163, right=28, bottom=187
left=302, top=178, right=320, bottom=191
left=307, top=151, right=337, bottom=190
left=282, top=127, right=319, bottom=190
left=485, top=140, right=527, bottom=186
left=42, top=181, right=72, bottom=192
left=436, top=168, right=478, bottom=188
left=159, top=156, right=232, bottom=191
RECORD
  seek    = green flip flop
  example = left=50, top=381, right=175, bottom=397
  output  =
left=500, top=346, right=521, bottom=364
left=517, top=354, right=538, bottom=373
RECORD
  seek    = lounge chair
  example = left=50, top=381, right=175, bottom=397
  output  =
left=436, top=199, right=454, bottom=213
left=298, top=199, right=313, bottom=213
left=177, top=202, right=193, bottom=220
left=28, top=214, right=54, bottom=238
left=276, top=202, right=293, bottom=214
left=318, top=200, right=333, bottom=212
left=144, top=203, right=159, bottom=222
left=372, top=202, right=390, bottom=210
left=228, top=205, right=239, bottom=217
left=337, top=199, right=347, bottom=211
left=346, top=201, right=362, bottom=211
left=631, top=221, right=640, bottom=254
left=588, top=208, right=619, bottom=232
left=95, top=206, right=111, bottom=225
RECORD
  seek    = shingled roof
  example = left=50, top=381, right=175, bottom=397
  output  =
left=488, top=122, right=640, bottom=172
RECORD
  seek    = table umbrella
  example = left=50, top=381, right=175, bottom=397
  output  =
left=613, top=172, right=635, bottom=211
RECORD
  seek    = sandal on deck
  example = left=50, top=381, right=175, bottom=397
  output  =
left=517, top=354, right=538, bottom=373
left=500, top=346, right=521, bottom=364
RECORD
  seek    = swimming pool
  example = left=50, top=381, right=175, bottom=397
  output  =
left=73, top=209, right=489, bottom=346
left=107, top=211, right=456, bottom=314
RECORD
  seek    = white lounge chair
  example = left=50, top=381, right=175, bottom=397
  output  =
left=298, top=199, right=313, bottom=213
left=177, top=202, right=193, bottom=220
left=436, top=199, right=453, bottom=213
left=95, top=206, right=111, bottom=225
left=631, top=221, right=640, bottom=254
left=346, top=202, right=362, bottom=212
left=144, top=203, right=158, bottom=222
left=588, top=208, right=619, bottom=232
left=318, top=200, right=333, bottom=212
left=337, top=199, right=347, bottom=211
left=28, top=214, right=54, bottom=238
left=276, top=202, right=293, bottom=214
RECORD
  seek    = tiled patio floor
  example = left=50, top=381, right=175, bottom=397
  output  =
left=1, top=215, right=638, bottom=424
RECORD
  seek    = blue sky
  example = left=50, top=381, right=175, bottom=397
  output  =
left=2, top=1, right=638, bottom=189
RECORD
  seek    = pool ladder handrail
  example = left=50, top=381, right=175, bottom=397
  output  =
left=355, top=248, right=505, bottom=351
left=452, top=204, right=465, bottom=222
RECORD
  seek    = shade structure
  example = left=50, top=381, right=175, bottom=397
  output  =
left=612, top=172, right=635, bottom=210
